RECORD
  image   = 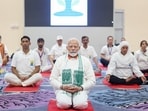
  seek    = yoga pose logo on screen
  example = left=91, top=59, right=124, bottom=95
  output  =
left=54, top=0, right=83, bottom=16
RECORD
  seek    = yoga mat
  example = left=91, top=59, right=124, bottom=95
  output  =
left=102, top=78, right=141, bottom=89
left=3, top=81, right=41, bottom=92
left=95, top=72, right=101, bottom=77
left=41, top=71, right=51, bottom=77
left=98, top=63, right=107, bottom=70
left=144, top=73, right=148, bottom=76
left=48, top=99, right=94, bottom=111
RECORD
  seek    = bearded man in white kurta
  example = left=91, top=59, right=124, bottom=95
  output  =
left=50, top=38, right=96, bottom=109
left=106, top=41, right=146, bottom=85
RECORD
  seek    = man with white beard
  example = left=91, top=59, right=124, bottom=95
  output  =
left=50, top=38, right=96, bottom=110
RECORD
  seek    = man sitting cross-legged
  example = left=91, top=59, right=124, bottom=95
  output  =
left=4, top=36, right=42, bottom=87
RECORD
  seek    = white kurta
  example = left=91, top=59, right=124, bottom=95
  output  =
left=50, top=54, right=96, bottom=109
left=79, top=45, right=99, bottom=70
left=49, top=43, right=67, bottom=60
left=100, top=45, right=118, bottom=59
left=34, top=47, right=52, bottom=72
left=50, top=55, right=96, bottom=92
left=135, top=49, right=148, bottom=70
left=4, top=50, right=42, bottom=86
left=106, top=52, right=144, bottom=79
left=79, top=45, right=97, bottom=60
left=11, top=50, right=41, bottom=74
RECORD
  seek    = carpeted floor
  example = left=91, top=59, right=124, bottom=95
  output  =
left=1, top=62, right=148, bottom=111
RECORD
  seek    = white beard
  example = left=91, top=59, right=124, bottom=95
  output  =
left=68, top=52, right=78, bottom=57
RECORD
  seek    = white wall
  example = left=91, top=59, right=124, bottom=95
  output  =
left=0, top=0, right=24, bottom=55
left=1, top=0, right=148, bottom=56
left=115, top=0, right=148, bottom=51
left=24, top=27, right=114, bottom=56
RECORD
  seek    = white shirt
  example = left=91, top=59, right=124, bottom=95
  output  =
left=50, top=55, right=96, bottom=91
left=100, top=45, right=118, bottom=59
left=135, top=49, right=148, bottom=70
left=49, top=44, right=67, bottom=60
left=11, top=50, right=41, bottom=75
left=79, top=45, right=97, bottom=61
left=106, top=52, right=144, bottom=79
left=34, top=47, right=50, bottom=66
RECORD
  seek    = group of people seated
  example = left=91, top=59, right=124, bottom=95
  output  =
left=106, top=40, right=147, bottom=85
left=1, top=35, right=148, bottom=110
left=100, top=36, right=148, bottom=85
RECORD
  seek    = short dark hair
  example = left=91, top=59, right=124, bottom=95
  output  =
left=21, top=36, right=30, bottom=41
left=107, top=36, right=113, bottom=40
left=37, top=38, right=44, bottom=42
left=81, top=36, right=89, bottom=40
left=140, top=40, right=148, bottom=46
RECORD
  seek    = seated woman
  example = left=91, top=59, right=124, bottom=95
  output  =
left=106, top=41, right=146, bottom=85
left=134, top=40, right=148, bottom=75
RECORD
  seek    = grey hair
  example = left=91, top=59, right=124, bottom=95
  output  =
left=67, top=38, right=80, bottom=46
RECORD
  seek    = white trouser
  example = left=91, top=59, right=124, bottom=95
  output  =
left=40, top=65, right=52, bottom=72
left=56, top=90, right=88, bottom=109
left=4, top=73, right=42, bottom=86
